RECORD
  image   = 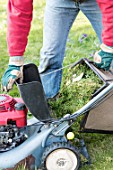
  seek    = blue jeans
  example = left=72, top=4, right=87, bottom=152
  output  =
left=38, top=0, right=102, bottom=99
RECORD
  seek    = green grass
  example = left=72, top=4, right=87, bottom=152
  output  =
left=1, top=1, right=113, bottom=170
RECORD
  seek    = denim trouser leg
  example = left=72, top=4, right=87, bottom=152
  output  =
left=39, top=0, right=102, bottom=99
left=79, top=1, right=102, bottom=43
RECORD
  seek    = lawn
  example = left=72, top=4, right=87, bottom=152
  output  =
left=0, top=1, right=113, bottom=170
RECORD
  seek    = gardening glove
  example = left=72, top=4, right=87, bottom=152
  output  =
left=1, top=56, right=24, bottom=92
left=94, top=43, right=113, bottom=71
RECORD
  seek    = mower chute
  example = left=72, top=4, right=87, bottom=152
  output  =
left=17, top=63, right=51, bottom=121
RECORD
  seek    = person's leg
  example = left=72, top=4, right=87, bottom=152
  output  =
left=79, top=0, right=102, bottom=43
left=39, top=0, right=79, bottom=99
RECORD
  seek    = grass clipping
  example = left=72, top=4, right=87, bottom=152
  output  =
left=50, top=63, right=103, bottom=119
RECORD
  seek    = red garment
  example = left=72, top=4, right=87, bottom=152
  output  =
left=7, top=0, right=113, bottom=56
left=7, top=0, right=33, bottom=56
left=96, top=0, right=113, bottom=46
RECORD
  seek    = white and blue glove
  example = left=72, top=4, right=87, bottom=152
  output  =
left=1, top=56, right=24, bottom=92
left=94, top=43, right=113, bottom=71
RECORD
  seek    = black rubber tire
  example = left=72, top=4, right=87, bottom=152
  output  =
left=41, top=142, right=80, bottom=170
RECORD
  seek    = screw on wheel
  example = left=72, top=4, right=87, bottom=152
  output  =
left=41, top=142, right=80, bottom=170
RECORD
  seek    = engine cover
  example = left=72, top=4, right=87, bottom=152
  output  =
left=0, top=94, right=27, bottom=127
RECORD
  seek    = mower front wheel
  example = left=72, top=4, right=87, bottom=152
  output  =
left=41, top=142, right=80, bottom=170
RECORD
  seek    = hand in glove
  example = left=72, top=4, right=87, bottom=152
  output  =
left=94, top=43, right=113, bottom=71
left=1, top=56, right=24, bottom=92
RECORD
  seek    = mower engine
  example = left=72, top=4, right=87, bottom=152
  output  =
left=0, top=94, right=28, bottom=152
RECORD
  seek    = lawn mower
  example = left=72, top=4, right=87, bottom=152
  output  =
left=0, top=58, right=113, bottom=170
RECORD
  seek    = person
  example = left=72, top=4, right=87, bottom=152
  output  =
left=38, top=0, right=102, bottom=99
left=94, top=0, right=113, bottom=71
left=1, top=0, right=112, bottom=99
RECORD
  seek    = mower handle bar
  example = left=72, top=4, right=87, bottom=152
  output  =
left=60, top=82, right=113, bottom=122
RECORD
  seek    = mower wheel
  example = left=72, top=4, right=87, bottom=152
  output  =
left=41, top=142, right=80, bottom=170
